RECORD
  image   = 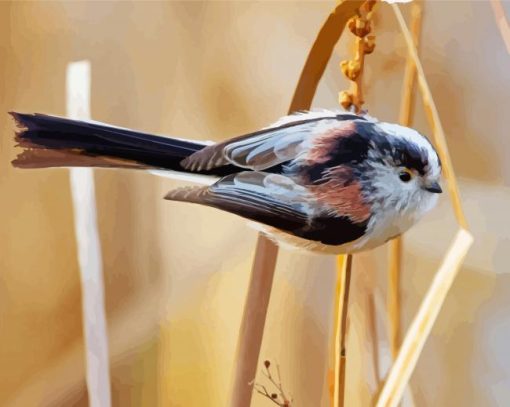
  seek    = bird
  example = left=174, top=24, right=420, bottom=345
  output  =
left=10, top=109, right=442, bottom=254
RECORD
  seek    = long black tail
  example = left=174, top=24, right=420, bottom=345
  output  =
left=10, top=113, right=231, bottom=175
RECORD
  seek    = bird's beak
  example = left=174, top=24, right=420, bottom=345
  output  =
left=424, top=181, right=442, bottom=194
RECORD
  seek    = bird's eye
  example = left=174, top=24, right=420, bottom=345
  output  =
left=399, top=169, right=413, bottom=183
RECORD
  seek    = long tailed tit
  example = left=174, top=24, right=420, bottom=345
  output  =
left=10, top=110, right=442, bottom=254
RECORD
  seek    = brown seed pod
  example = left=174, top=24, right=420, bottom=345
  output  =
left=347, top=17, right=357, bottom=35
left=363, top=0, right=377, bottom=12
left=339, top=91, right=353, bottom=110
left=364, top=35, right=376, bottom=54
left=348, top=16, right=372, bottom=37
left=340, top=59, right=361, bottom=81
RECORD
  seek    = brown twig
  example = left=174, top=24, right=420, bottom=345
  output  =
left=254, top=360, right=292, bottom=407
left=290, top=0, right=365, bottom=112
left=254, top=384, right=282, bottom=407
left=339, top=0, right=377, bottom=113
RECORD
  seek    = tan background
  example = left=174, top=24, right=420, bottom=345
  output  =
left=1, top=1, right=509, bottom=406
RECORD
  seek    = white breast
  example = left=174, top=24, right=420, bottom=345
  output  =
left=247, top=222, right=376, bottom=255
left=247, top=192, right=435, bottom=255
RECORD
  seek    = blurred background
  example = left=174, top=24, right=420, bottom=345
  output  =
left=1, top=1, right=509, bottom=406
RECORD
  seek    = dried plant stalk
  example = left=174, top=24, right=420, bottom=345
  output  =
left=490, top=0, right=510, bottom=54
left=231, top=236, right=278, bottom=407
left=339, top=1, right=377, bottom=113
left=66, top=61, right=111, bottom=407
left=332, top=3, right=377, bottom=407
left=377, top=7, right=474, bottom=406
left=367, top=292, right=381, bottom=386
left=290, top=0, right=365, bottom=112
left=333, top=255, right=353, bottom=407
left=387, top=238, right=402, bottom=359
left=328, top=254, right=345, bottom=404
left=398, top=1, right=422, bottom=128
left=388, top=0, right=423, bottom=361
left=392, top=3, right=468, bottom=229
left=376, top=229, right=473, bottom=407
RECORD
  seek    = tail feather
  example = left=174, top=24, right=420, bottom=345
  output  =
left=164, top=185, right=207, bottom=203
left=10, top=112, right=216, bottom=173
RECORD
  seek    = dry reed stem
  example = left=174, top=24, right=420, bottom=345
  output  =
left=392, top=3, right=468, bottom=229
left=490, top=0, right=510, bottom=54
left=388, top=0, right=423, bottom=361
left=375, top=5, right=474, bottom=406
left=339, top=0, right=377, bottom=113
left=67, top=61, right=111, bottom=407
left=367, top=292, right=381, bottom=386
left=333, top=255, right=353, bottom=407
left=231, top=235, right=278, bottom=407
left=398, top=2, right=422, bottom=128
left=387, top=238, right=402, bottom=360
left=376, top=229, right=473, bottom=407
left=333, top=3, right=377, bottom=407
left=328, top=254, right=346, bottom=404
left=290, top=0, right=365, bottom=112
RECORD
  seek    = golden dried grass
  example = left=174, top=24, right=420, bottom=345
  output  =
left=375, top=4, right=474, bottom=407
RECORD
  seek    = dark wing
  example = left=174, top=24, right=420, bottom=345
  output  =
left=164, top=171, right=367, bottom=246
left=180, top=112, right=363, bottom=172
left=165, top=172, right=312, bottom=232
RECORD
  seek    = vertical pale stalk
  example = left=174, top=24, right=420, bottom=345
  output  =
left=388, top=0, right=423, bottom=361
left=367, top=292, right=381, bottom=387
left=387, top=238, right=402, bottom=360
left=490, top=0, right=510, bottom=54
left=375, top=5, right=474, bottom=407
left=333, top=255, right=352, bottom=407
left=230, top=236, right=278, bottom=407
left=392, top=3, right=468, bottom=229
left=398, top=2, right=423, bottom=129
left=67, top=61, right=111, bottom=407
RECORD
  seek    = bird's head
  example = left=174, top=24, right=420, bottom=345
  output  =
left=355, top=120, right=442, bottom=221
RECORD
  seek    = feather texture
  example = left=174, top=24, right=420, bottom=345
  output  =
left=165, top=171, right=368, bottom=246
left=181, top=111, right=365, bottom=172
left=11, top=112, right=237, bottom=176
